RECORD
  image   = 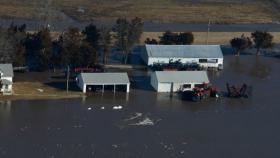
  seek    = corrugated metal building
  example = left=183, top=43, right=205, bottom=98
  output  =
left=150, top=71, right=209, bottom=92
left=76, top=73, right=130, bottom=93
left=142, top=44, right=223, bottom=69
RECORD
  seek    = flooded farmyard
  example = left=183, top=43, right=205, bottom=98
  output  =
left=0, top=55, right=280, bottom=158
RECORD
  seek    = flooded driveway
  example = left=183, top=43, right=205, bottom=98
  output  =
left=0, top=55, right=280, bottom=158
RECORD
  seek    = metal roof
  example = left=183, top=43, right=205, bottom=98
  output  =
left=154, top=71, right=209, bottom=83
left=145, top=44, right=223, bottom=58
left=79, top=73, right=130, bottom=85
left=0, top=64, right=13, bottom=77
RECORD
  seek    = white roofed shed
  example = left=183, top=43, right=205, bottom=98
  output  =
left=76, top=73, right=130, bottom=93
left=150, top=71, right=209, bottom=92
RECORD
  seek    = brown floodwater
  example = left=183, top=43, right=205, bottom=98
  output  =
left=0, top=55, right=280, bottom=158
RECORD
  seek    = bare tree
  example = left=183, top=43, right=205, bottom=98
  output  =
left=0, top=24, right=27, bottom=66
left=230, top=34, right=252, bottom=56
left=159, top=31, right=194, bottom=45
left=113, top=17, right=143, bottom=64
left=251, top=31, right=273, bottom=55
left=61, top=27, right=84, bottom=68
left=99, top=26, right=112, bottom=64
left=61, top=27, right=98, bottom=68
left=82, top=23, right=100, bottom=49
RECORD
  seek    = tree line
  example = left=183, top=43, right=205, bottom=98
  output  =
left=145, top=31, right=194, bottom=45
left=144, top=30, right=274, bottom=57
left=0, top=17, right=143, bottom=71
left=230, top=31, right=274, bottom=56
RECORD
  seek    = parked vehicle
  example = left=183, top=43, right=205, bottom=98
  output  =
left=64, top=66, right=104, bottom=78
left=181, top=83, right=219, bottom=102
left=149, top=59, right=203, bottom=71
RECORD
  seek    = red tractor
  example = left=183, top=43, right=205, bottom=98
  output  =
left=181, top=83, right=219, bottom=102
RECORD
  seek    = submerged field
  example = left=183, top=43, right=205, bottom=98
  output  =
left=0, top=0, right=279, bottom=24
left=0, top=55, right=280, bottom=157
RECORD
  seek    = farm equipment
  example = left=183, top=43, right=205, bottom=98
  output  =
left=149, top=59, right=202, bottom=71
left=181, top=84, right=219, bottom=102
left=226, top=83, right=252, bottom=98
left=65, top=66, right=104, bottom=78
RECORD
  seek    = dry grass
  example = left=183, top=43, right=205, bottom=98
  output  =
left=0, top=82, right=84, bottom=101
left=56, top=0, right=279, bottom=23
left=48, top=31, right=280, bottom=45
left=0, top=0, right=279, bottom=23
left=141, top=32, right=280, bottom=45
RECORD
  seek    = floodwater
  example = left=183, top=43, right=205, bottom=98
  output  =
left=0, top=55, right=280, bottom=158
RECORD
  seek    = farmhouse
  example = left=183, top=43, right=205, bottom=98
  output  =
left=142, top=44, right=223, bottom=69
left=0, top=64, right=14, bottom=95
left=76, top=73, right=130, bottom=93
left=150, top=71, right=209, bottom=92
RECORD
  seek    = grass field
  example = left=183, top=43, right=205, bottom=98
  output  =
left=0, top=0, right=279, bottom=24
left=141, top=32, right=280, bottom=45
left=46, top=31, right=280, bottom=45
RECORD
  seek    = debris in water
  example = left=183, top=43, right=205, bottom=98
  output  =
left=73, top=125, right=83, bottom=128
left=180, top=151, right=185, bottom=154
left=124, top=113, right=142, bottom=121
left=112, top=144, right=118, bottom=148
left=101, top=106, right=105, bottom=110
left=129, top=117, right=154, bottom=126
left=113, top=106, right=122, bottom=110
left=118, top=113, right=160, bottom=129
left=87, top=107, right=92, bottom=111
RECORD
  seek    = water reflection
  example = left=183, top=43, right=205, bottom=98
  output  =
left=0, top=100, right=12, bottom=124
left=229, top=56, right=246, bottom=74
left=249, top=56, right=272, bottom=79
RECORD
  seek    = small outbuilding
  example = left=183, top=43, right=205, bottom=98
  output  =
left=142, top=44, right=223, bottom=69
left=76, top=73, right=130, bottom=93
left=0, top=64, right=14, bottom=95
left=150, top=71, right=209, bottom=92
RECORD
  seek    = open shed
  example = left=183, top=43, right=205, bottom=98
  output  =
left=150, top=71, right=209, bottom=92
left=76, top=73, right=130, bottom=93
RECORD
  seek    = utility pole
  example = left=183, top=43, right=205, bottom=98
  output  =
left=206, top=19, right=211, bottom=45
left=66, top=65, right=70, bottom=93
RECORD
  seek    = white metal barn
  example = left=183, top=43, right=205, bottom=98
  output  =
left=0, top=64, right=14, bottom=95
left=76, top=73, right=130, bottom=93
left=150, top=71, right=209, bottom=92
left=142, top=44, right=223, bottom=69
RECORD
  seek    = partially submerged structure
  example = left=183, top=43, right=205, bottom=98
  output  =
left=150, top=71, right=209, bottom=92
left=76, top=73, right=130, bottom=93
left=142, top=44, right=224, bottom=69
left=0, top=64, right=14, bottom=95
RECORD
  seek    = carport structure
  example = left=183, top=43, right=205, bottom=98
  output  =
left=76, top=73, right=130, bottom=93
